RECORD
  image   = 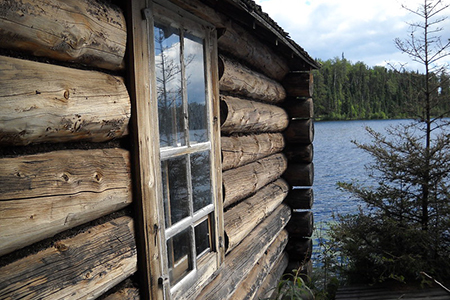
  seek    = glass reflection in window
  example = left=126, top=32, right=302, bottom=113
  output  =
left=154, top=24, right=185, bottom=148
left=161, top=156, right=189, bottom=227
left=167, top=228, right=192, bottom=285
left=195, top=217, right=212, bottom=258
left=191, top=151, right=212, bottom=212
left=185, top=33, right=208, bottom=144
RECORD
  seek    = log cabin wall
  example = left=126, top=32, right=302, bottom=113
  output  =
left=0, top=0, right=318, bottom=299
left=0, top=1, right=138, bottom=298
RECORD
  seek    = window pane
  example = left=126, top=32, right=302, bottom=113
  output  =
left=155, top=24, right=185, bottom=148
left=185, top=33, right=208, bottom=144
left=162, top=156, right=190, bottom=226
left=195, top=218, right=211, bottom=257
left=191, top=151, right=212, bottom=211
left=167, top=228, right=192, bottom=284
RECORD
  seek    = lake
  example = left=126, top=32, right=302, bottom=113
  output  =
left=311, top=119, right=413, bottom=266
left=313, top=119, right=411, bottom=224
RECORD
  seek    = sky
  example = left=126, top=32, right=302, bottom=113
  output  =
left=255, top=0, right=450, bottom=71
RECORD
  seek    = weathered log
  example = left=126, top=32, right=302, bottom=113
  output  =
left=284, top=188, right=314, bottom=210
left=168, top=0, right=291, bottom=81
left=0, top=216, right=137, bottom=300
left=283, top=163, right=314, bottom=187
left=223, top=153, right=288, bottom=207
left=219, top=55, right=286, bottom=103
left=283, top=119, right=314, bottom=144
left=195, top=204, right=291, bottom=300
left=224, top=179, right=289, bottom=253
left=220, top=96, right=289, bottom=134
left=283, top=98, right=314, bottom=119
left=0, top=0, right=126, bottom=71
left=286, top=237, right=313, bottom=263
left=284, top=143, right=314, bottom=164
left=0, top=148, right=132, bottom=256
left=103, top=288, right=140, bottom=300
left=219, top=25, right=290, bottom=81
left=286, top=211, right=314, bottom=237
left=229, top=230, right=289, bottom=300
left=254, top=253, right=289, bottom=300
left=0, top=56, right=130, bottom=146
left=283, top=72, right=314, bottom=98
left=221, top=133, right=284, bottom=170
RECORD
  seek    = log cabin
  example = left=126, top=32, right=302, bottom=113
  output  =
left=0, top=0, right=319, bottom=299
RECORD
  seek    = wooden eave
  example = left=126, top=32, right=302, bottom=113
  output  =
left=201, top=0, right=320, bottom=71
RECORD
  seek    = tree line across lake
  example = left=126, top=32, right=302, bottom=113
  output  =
left=313, top=57, right=450, bottom=121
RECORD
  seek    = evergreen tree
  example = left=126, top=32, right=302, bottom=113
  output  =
left=332, top=0, right=450, bottom=283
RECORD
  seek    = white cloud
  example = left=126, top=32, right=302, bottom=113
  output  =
left=255, top=0, right=450, bottom=71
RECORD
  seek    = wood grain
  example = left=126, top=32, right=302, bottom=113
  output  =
left=0, top=216, right=137, bottom=300
left=221, top=133, right=284, bottom=170
left=0, top=0, right=127, bottom=70
left=219, top=55, right=286, bottom=103
left=254, top=252, right=289, bottom=300
left=0, top=56, right=130, bottom=146
left=224, top=179, right=289, bottom=253
left=223, top=153, right=288, bottom=207
left=0, top=148, right=132, bottom=256
left=195, top=204, right=291, bottom=300
left=229, top=230, right=289, bottom=300
left=220, top=96, right=289, bottom=134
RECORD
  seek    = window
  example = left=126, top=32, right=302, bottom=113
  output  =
left=131, top=1, right=224, bottom=299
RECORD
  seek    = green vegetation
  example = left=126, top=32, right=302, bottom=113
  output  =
left=313, top=57, right=450, bottom=121
left=328, top=0, right=450, bottom=285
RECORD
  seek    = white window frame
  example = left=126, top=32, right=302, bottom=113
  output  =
left=129, top=1, right=224, bottom=299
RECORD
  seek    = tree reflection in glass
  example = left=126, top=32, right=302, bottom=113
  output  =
left=161, top=156, right=189, bottom=227
left=191, top=151, right=212, bottom=212
left=154, top=24, right=185, bottom=148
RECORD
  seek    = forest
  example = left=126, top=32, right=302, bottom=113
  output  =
left=313, top=57, right=450, bottom=120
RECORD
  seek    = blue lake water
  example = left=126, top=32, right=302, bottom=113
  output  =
left=311, top=119, right=412, bottom=266
left=313, top=119, right=411, bottom=224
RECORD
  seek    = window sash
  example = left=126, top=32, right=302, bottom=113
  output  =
left=150, top=1, right=223, bottom=297
left=131, top=0, right=224, bottom=298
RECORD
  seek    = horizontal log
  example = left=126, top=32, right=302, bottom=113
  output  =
left=219, top=25, right=290, bottom=81
left=284, top=143, right=314, bottom=164
left=0, top=148, right=132, bottom=256
left=103, top=288, right=140, bottom=300
left=224, top=179, right=289, bottom=253
left=283, top=98, right=314, bottom=119
left=219, top=55, right=286, bottom=103
left=221, top=133, right=284, bottom=170
left=283, top=119, right=314, bottom=144
left=283, top=163, right=314, bottom=187
left=0, top=0, right=126, bottom=71
left=0, top=56, right=130, bottom=146
left=255, top=252, right=289, bottom=300
left=0, top=216, right=137, bottom=300
left=223, top=153, right=288, bottom=207
left=168, top=0, right=290, bottom=81
left=283, top=72, right=314, bottom=98
left=284, top=188, right=314, bottom=210
left=195, top=204, right=291, bottom=300
left=286, top=211, right=314, bottom=237
left=220, top=96, right=289, bottom=134
left=286, top=237, right=313, bottom=263
left=229, top=230, right=289, bottom=300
